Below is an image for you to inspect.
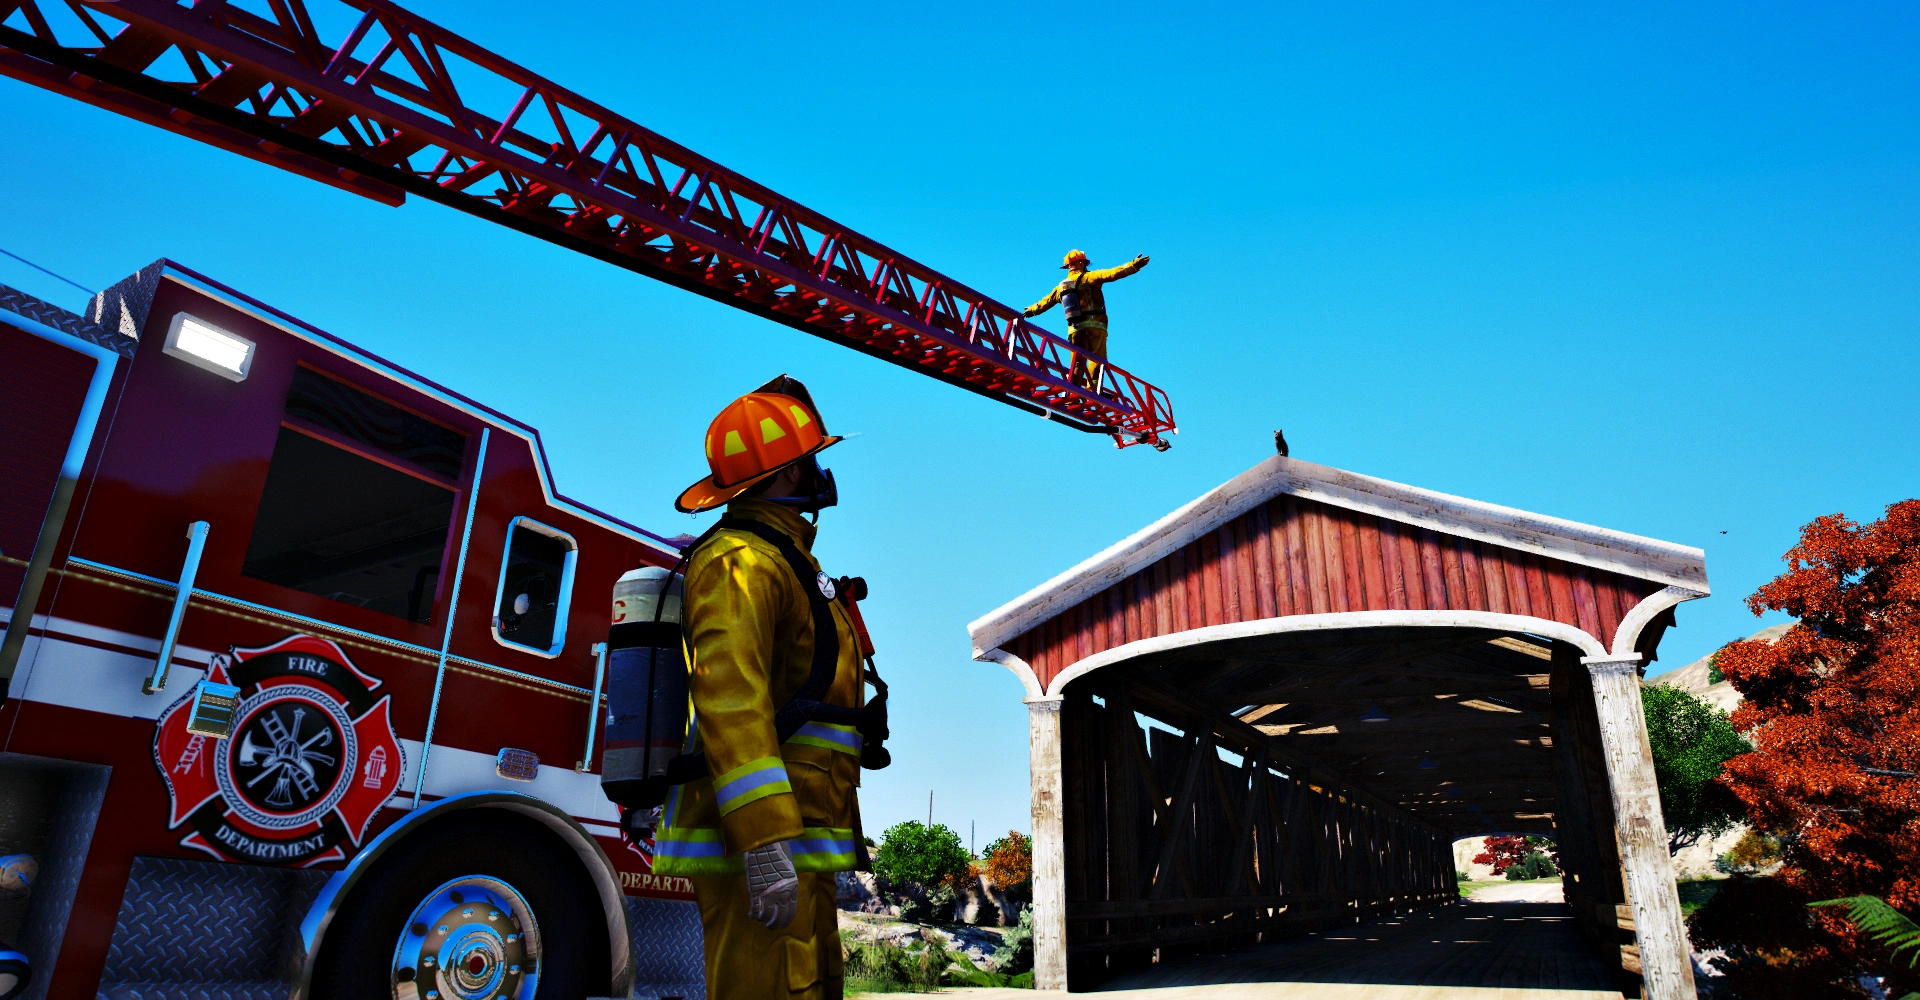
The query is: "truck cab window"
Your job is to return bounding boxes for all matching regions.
[242,368,467,623]
[492,518,577,656]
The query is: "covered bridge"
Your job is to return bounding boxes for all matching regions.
[967,455,1709,999]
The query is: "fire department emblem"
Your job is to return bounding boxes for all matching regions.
[153,635,405,866]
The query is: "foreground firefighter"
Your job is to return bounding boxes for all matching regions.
[629,376,881,1000]
[1024,249,1150,390]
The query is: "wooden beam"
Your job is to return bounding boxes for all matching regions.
[1223,680,1551,705]
[1026,699,1067,991]
[1147,729,1209,901]
[1588,654,1696,999]
[1220,744,1270,896]
[1104,683,1140,908]
[1231,673,1550,704]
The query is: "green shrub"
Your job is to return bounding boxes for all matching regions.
[973,892,1001,926]
[1504,851,1560,880]
[843,939,976,992]
[845,941,915,983]
[873,822,972,888]
[995,907,1036,975]
[1642,684,1749,853]
[926,882,958,924]
[894,891,931,924]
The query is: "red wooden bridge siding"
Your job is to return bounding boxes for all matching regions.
[1009,494,1650,691]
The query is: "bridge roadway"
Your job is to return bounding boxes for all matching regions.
[947,897,1623,1000]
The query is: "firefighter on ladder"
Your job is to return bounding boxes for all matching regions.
[659,376,868,1000]
[1024,248,1150,391]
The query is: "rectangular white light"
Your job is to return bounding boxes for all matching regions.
[164,312,255,381]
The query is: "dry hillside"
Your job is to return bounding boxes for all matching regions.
[1643,622,1791,712]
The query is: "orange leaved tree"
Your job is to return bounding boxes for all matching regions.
[1690,501,1920,999]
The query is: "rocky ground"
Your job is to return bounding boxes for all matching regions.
[837,911,1010,970]
[835,870,1021,973]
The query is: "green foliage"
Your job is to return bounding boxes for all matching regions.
[926,882,958,925]
[843,941,922,993]
[894,893,931,924]
[972,891,1001,927]
[1714,828,1785,875]
[1811,896,1920,970]
[994,906,1036,976]
[1677,879,1725,919]
[873,821,973,889]
[844,933,1035,993]
[1504,851,1559,880]
[1641,684,1750,852]
[843,940,964,992]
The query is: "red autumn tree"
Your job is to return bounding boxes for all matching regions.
[1471,835,1560,876]
[1472,835,1533,875]
[1690,501,1920,999]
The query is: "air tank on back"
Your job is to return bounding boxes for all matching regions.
[600,566,687,811]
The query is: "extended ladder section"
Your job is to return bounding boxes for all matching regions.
[0,0,1176,449]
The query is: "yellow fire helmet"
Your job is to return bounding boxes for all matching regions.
[1060,249,1089,270]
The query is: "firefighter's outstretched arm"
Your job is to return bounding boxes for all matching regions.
[1087,255,1150,285]
[1023,284,1063,319]
[683,540,804,854]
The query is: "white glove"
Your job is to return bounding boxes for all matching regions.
[744,839,799,930]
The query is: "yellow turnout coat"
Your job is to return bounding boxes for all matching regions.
[652,499,865,876]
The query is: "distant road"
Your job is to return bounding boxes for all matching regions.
[1468,879,1566,903]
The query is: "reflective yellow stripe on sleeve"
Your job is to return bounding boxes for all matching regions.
[788,721,862,755]
[651,825,856,877]
[712,755,792,816]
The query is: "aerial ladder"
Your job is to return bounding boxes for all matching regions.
[0,0,1176,449]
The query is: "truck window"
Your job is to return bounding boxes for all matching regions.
[492,517,577,655]
[242,367,467,623]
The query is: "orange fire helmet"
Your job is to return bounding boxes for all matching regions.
[1060,249,1089,270]
[675,380,843,513]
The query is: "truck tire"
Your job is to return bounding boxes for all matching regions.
[312,810,610,1000]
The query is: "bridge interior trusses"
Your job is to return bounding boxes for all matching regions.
[1054,624,1616,986]
[1177,626,1563,838]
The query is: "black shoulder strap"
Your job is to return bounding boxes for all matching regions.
[713,516,846,732]
[662,515,853,784]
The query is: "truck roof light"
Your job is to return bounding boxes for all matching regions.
[164,312,254,381]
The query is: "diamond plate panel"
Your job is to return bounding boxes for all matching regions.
[625,896,705,1000]
[0,753,110,1000]
[98,855,328,995]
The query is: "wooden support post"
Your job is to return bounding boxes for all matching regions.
[1585,653,1697,1000]
[1027,695,1070,991]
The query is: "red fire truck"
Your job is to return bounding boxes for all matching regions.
[0,260,705,999]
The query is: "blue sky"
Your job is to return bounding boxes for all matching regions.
[3,1,1916,842]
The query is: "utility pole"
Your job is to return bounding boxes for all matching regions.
[928,790,933,828]
[971,820,976,857]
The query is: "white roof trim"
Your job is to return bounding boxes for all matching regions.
[1042,609,1611,697]
[967,455,1709,657]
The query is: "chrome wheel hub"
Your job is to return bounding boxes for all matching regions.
[392,876,541,1000]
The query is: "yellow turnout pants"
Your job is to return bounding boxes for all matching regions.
[1068,321,1108,389]
[693,872,844,1000]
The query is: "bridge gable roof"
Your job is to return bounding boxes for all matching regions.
[968,456,1708,686]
